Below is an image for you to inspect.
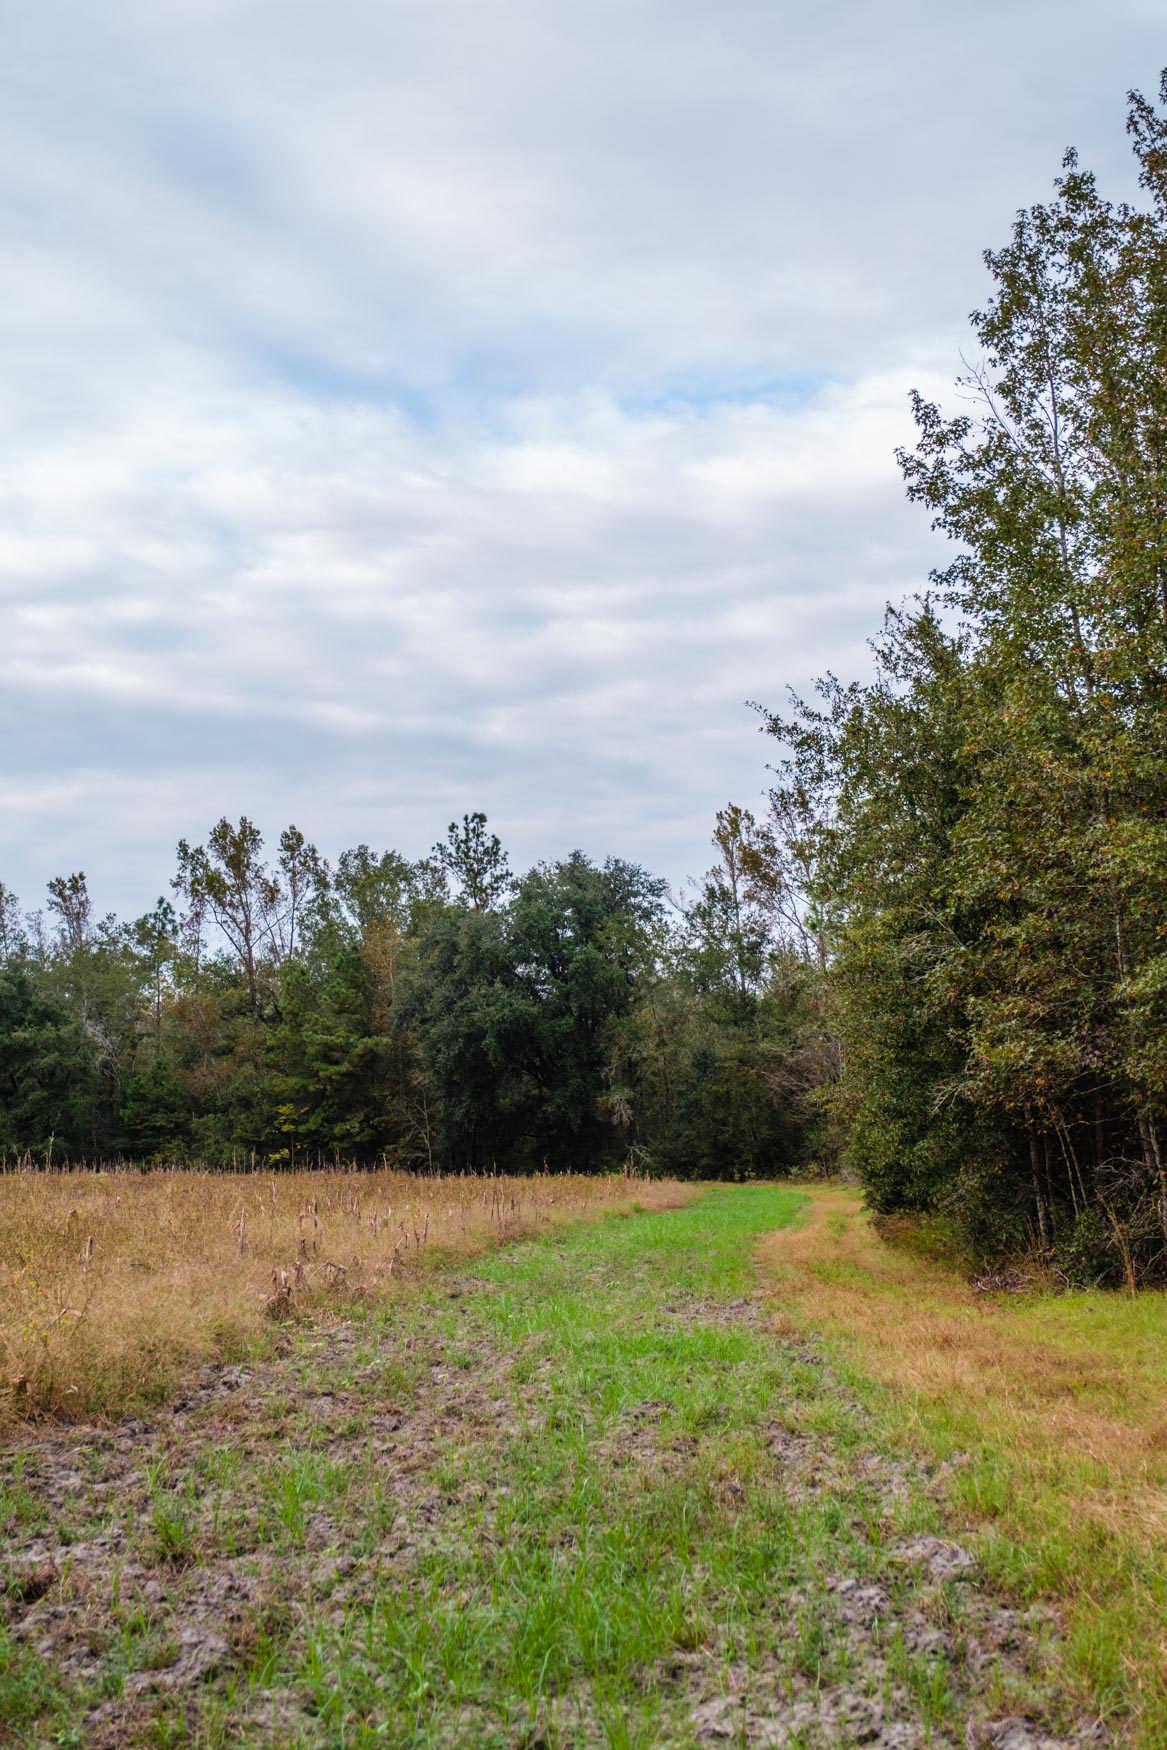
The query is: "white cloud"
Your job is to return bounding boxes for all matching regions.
[1,365,937,906]
[0,0,1163,912]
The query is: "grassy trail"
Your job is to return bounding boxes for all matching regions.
[2,1187,1086,1747]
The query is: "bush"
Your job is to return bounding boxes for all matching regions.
[1051,1206,1124,1289]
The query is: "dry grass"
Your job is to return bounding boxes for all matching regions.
[758,1184,1167,1539]
[760,1185,1167,1742]
[0,1168,692,1426]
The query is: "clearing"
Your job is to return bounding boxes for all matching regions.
[0,1186,1119,1747]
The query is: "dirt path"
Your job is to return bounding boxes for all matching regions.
[0,1188,1109,1748]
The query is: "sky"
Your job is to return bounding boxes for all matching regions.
[2,0,1164,920]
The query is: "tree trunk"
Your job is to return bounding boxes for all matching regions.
[1137,1109,1167,1243]
[1027,1116,1052,1251]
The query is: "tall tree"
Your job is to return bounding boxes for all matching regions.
[273,827,329,963]
[0,966,100,1161]
[171,818,324,1014]
[46,872,92,951]
[435,813,512,911]
[0,883,25,966]
[129,899,178,1059]
[761,78,1167,1274]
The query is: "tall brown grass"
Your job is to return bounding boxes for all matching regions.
[0,1168,690,1425]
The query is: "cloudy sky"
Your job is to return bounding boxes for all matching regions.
[2,0,1163,918]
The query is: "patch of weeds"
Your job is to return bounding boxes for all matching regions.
[376,1352,425,1396]
[0,1624,73,1740]
[149,1700,189,1746]
[227,1598,297,1689]
[189,1444,242,1490]
[151,1495,198,1566]
[141,1635,181,1673]
[2,1560,56,1606]
[328,1411,370,1441]
[0,1461,51,1537]
[262,1392,296,1420]
[883,1625,957,1733]
[266,1451,328,1548]
[0,1187,1089,1749]
[276,1190,958,1742]
[790,1600,832,1683]
[94,1661,127,1702]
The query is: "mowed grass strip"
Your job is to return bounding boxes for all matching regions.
[3,1186,1073,1748]
[761,1185,1167,1748]
[289,1187,831,1747]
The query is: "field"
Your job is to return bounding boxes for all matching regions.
[0,1176,1164,1747]
[0,1170,692,1425]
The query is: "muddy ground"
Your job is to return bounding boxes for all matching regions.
[1,1273,1109,1747]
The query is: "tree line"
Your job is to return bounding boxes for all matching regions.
[0,809,829,1179]
[7,75,1167,1287]
[763,77,1167,1285]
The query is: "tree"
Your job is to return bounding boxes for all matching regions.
[0,883,25,966]
[172,818,324,1014]
[434,813,512,911]
[507,854,666,1168]
[0,965,101,1160]
[269,942,420,1164]
[684,806,778,1012]
[129,899,178,1059]
[397,904,527,1171]
[174,818,274,1014]
[400,852,666,1172]
[759,77,1167,1276]
[47,872,92,951]
[331,845,418,939]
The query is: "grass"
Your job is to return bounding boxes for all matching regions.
[760,1183,1167,1747]
[0,1168,690,1425]
[0,1185,1052,1748]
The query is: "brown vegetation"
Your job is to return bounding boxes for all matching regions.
[761,1185,1167,1738]
[0,1168,691,1425]
[759,1186,1167,1539]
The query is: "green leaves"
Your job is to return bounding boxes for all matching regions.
[762,76,1167,1274]
[400,853,668,1172]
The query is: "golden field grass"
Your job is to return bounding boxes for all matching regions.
[761,1185,1167,1745]
[0,1168,691,1426]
